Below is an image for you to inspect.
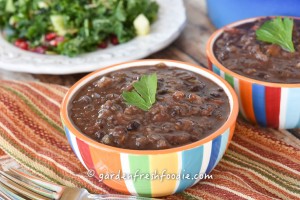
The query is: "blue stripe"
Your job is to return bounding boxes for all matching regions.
[285,88,300,128]
[64,126,76,154]
[205,135,221,174]
[252,84,267,126]
[214,129,229,167]
[176,146,203,192]
[212,64,221,76]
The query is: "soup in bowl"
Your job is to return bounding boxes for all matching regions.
[207,16,300,129]
[60,59,238,197]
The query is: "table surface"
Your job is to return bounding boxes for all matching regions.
[1,0,300,148]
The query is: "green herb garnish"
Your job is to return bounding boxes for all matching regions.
[122,73,157,111]
[256,17,295,52]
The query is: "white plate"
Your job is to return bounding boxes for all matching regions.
[0,0,186,75]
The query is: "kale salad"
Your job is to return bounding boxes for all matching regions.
[0,0,159,57]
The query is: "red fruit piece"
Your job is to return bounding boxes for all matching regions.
[98,40,108,49]
[49,40,58,46]
[49,36,64,46]
[110,35,119,45]
[45,32,57,41]
[32,46,47,54]
[55,36,64,43]
[15,39,28,50]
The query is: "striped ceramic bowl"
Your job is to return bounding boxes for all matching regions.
[207,17,300,129]
[60,60,238,197]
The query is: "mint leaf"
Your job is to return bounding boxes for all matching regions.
[256,17,295,52]
[122,73,157,111]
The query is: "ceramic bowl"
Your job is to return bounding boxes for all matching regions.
[60,59,238,197]
[207,0,300,28]
[207,17,300,129]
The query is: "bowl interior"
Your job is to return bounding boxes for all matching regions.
[61,59,238,154]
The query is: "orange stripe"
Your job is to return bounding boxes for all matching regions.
[226,124,235,150]
[239,80,256,124]
[88,146,129,194]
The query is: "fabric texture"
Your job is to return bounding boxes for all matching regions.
[0,80,299,200]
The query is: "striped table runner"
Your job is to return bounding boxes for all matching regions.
[0,80,299,200]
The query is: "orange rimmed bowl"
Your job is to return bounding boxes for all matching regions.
[207,17,300,129]
[60,59,238,197]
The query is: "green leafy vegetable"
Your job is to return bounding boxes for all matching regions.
[0,0,159,57]
[122,73,157,111]
[256,17,295,52]
[5,0,15,13]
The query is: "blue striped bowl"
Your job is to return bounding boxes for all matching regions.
[61,60,239,197]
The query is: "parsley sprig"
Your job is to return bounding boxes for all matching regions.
[122,73,158,111]
[256,17,295,52]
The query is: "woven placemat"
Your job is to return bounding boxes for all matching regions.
[0,80,299,199]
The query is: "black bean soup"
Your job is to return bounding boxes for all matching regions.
[214,18,300,83]
[70,64,230,150]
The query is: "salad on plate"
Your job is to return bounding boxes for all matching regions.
[0,0,159,57]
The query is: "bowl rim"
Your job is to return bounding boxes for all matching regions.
[206,16,300,88]
[60,59,239,154]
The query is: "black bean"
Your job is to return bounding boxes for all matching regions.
[147,134,162,141]
[135,136,149,148]
[94,131,103,140]
[127,121,140,131]
[173,91,185,101]
[95,77,112,88]
[109,129,127,145]
[188,85,202,92]
[161,123,174,133]
[170,106,180,117]
[182,76,197,83]
[210,91,221,98]
[164,132,191,145]
[84,126,98,135]
[101,135,111,144]
[158,89,168,95]
[77,95,92,105]
[83,104,94,112]
[257,72,270,80]
[156,138,170,149]
[72,112,83,118]
[111,104,123,112]
[91,93,101,99]
[87,86,94,92]
[106,94,119,99]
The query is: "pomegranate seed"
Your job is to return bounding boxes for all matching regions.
[49,36,64,47]
[32,46,47,54]
[55,36,64,43]
[45,32,57,41]
[15,39,28,50]
[98,40,108,49]
[110,35,119,45]
[49,40,58,46]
